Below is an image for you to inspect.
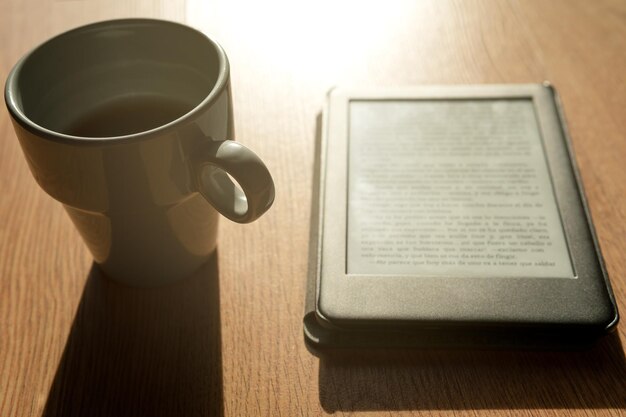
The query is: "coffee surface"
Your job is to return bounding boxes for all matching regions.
[63,95,193,137]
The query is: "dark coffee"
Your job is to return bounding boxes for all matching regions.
[64,95,193,137]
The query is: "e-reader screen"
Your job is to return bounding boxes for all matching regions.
[347,99,575,278]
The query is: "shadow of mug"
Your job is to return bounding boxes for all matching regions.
[42,253,223,417]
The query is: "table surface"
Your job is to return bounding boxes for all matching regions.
[1,1,625,416]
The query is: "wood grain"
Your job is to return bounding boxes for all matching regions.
[1,0,625,416]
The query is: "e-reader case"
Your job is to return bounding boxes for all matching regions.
[304,84,619,349]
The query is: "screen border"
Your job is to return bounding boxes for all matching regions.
[316,84,617,330]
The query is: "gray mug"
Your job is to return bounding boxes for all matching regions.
[5,19,275,286]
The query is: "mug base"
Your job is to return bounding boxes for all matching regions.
[94,249,217,287]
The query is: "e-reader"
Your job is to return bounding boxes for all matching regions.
[304,84,618,349]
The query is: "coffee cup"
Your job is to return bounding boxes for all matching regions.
[4,19,275,286]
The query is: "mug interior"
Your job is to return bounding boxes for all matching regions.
[7,19,222,138]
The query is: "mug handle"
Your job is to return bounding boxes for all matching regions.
[193,140,275,223]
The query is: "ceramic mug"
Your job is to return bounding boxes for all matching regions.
[4,19,275,286]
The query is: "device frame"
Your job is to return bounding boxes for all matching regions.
[314,84,618,337]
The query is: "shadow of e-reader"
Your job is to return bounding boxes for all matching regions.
[304,84,618,349]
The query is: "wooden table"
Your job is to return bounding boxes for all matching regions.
[2,1,625,416]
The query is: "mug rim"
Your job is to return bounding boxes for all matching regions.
[4,18,230,145]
